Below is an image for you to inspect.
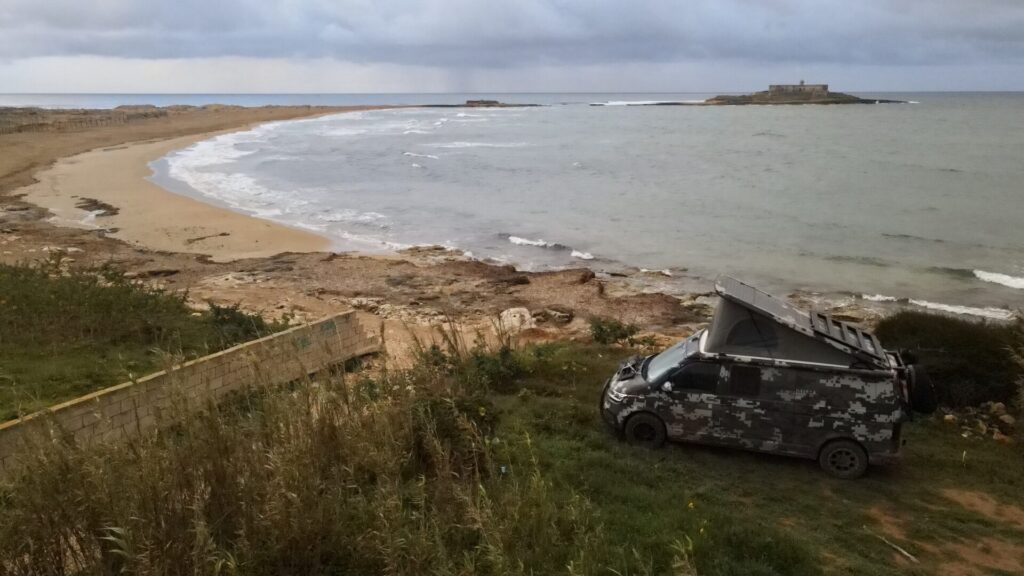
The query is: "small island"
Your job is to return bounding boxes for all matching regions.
[706,81,907,105]
[589,83,908,106]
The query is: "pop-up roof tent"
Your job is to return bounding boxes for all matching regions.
[706,277,888,369]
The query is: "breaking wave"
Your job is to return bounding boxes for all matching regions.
[505,235,569,250]
[403,152,440,160]
[908,300,1014,321]
[571,250,595,260]
[860,293,1014,320]
[974,270,1024,289]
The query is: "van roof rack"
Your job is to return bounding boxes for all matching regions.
[714,276,887,367]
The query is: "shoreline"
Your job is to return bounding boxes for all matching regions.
[2,105,1017,328]
[20,124,335,261]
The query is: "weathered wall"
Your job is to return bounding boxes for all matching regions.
[0,311,380,476]
[768,84,829,96]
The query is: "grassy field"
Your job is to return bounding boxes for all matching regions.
[2,337,1021,575]
[500,343,1024,575]
[0,259,285,420]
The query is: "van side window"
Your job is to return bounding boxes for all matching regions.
[669,363,720,393]
[726,365,761,396]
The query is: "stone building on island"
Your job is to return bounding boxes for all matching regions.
[767,80,829,99]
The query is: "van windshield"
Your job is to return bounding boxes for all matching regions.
[644,332,700,382]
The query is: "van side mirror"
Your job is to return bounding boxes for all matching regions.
[661,382,673,393]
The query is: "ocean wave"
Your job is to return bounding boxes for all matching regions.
[640,268,674,277]
[929,266,976,279]
[908,299,1015,321]
[316,209,388,227]
[824,254,892,268]
[861,294,901,302]
[430,141,528,149]
[974,270,1024,289]
[571,250,595,260]
[403,151,440,160]
[882,232,947,244]
[403,129,430,135]
[507,235,564,249]
[862,293,1014,320]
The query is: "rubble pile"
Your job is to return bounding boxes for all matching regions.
[940,401,1017,444]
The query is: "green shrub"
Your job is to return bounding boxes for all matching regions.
[589,317,639,345]
[875,311,1023,408]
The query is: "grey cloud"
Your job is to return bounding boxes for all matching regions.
[2,0,1024,68]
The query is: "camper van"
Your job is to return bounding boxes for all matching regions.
[600,277,935,478]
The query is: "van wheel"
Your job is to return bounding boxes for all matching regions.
[624,413,666,449]
[819,440,868,479]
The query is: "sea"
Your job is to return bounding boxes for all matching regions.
[4,92,1023,318]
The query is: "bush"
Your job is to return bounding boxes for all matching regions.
[589,317,639,345]
[875,311,1023,408]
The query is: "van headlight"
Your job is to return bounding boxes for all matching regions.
[607,389,628,403]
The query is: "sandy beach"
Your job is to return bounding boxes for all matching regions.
[21,130,331,261]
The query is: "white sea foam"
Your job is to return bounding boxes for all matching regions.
[861,294,899,302]
[403,152,440,160]
[908,299,1014,321]
[974,270,1024,289]
[411,163,422,168]
[403,129,430,135]
[640,268,673,277]
[508,236,554,248]
[317,209,388,226]
[430,141,528,149]
[571,250,595,260]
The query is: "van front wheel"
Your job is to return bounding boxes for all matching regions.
[624,413,666,449]
[819,440,868,479]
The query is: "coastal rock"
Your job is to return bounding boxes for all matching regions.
[349,297,384,312]
[943,414,958,425]
[990,402,1007,416]
[998,414,1016,430]
[499,308,536,332]
[532,307,574,325]
[992,430,1014,444]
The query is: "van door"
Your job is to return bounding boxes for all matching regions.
[713,363,776,450]
[660,361,722,442]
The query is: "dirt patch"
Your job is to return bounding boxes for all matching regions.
[941,488,1024,530]
[938,537,1024,576]
[867,506,906,540]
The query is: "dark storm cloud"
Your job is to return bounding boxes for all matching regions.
[3,0,1024,67]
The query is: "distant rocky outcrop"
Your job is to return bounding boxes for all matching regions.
[705,83,906,105]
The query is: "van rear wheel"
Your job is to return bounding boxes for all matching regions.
[624,413,666,449]
[819,440,868,479]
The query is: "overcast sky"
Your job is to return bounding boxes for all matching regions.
[2,0,1023,93]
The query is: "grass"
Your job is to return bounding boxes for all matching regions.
[2,334,1021,575]
[0,259,286,420]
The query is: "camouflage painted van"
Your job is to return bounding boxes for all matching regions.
[600,277,936,478]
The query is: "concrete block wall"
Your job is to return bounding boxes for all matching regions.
[0,311,381,476]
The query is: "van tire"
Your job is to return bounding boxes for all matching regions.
[819,440,868,479]
[624,413,666,449]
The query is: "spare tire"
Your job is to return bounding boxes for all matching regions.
[907,365,938,415]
